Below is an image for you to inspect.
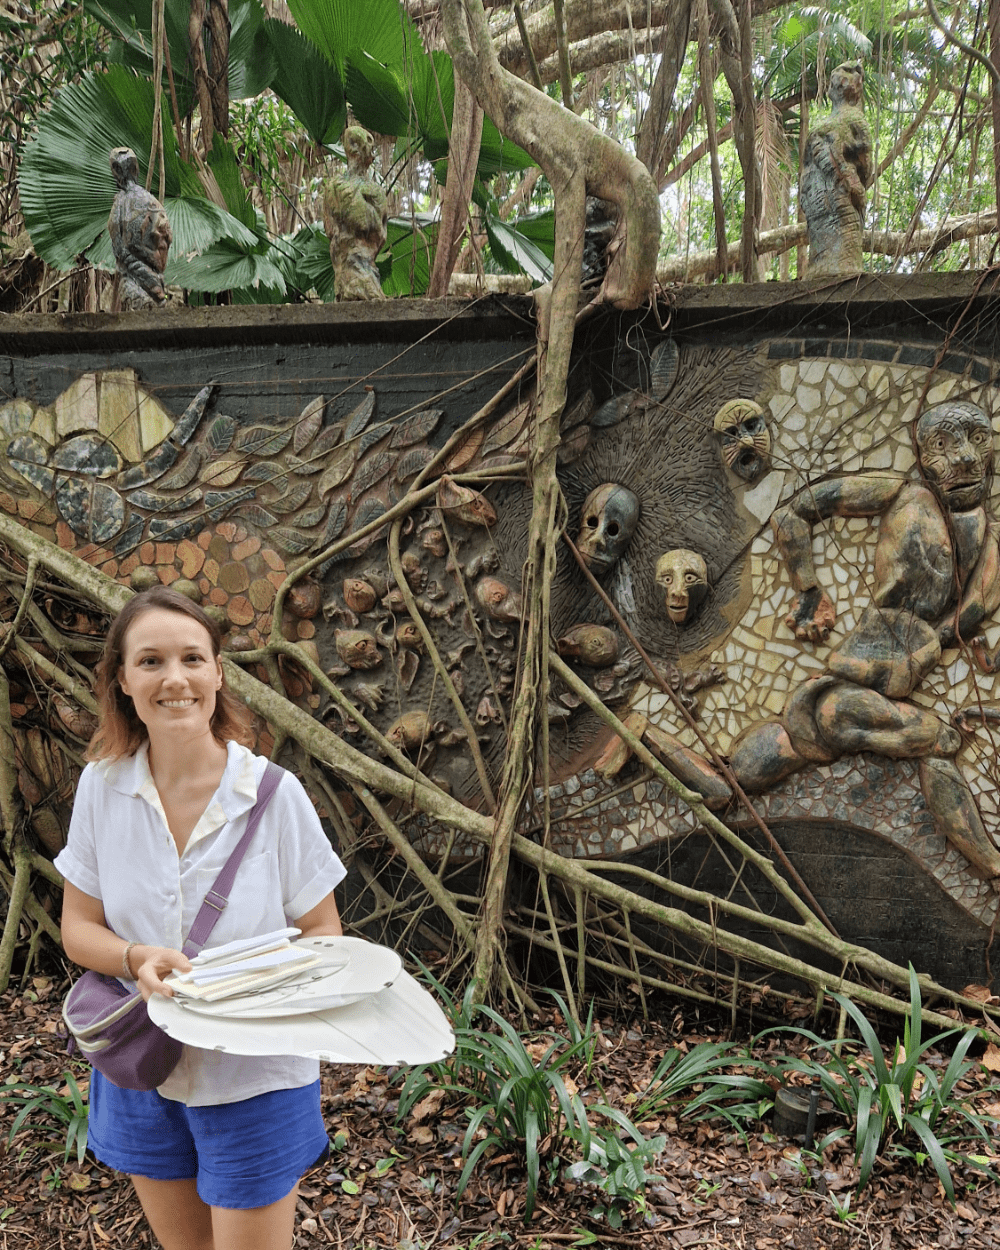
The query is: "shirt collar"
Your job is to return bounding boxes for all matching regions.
[97,741,260,853]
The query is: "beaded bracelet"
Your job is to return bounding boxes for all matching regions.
[122,941,140,980]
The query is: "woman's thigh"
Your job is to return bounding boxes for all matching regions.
[130,1176,213,1250]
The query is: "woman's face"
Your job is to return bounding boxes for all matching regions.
[118,607,222,745]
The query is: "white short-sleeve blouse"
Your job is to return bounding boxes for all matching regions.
[55,740,347,1107]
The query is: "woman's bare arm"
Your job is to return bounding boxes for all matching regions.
[295,890,344,939]
[61,881,191,1001]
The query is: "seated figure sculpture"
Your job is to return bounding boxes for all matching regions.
[632,399,1000,883]
[322,125,388,301]
[800,62,872,277]
[107,147,172,310]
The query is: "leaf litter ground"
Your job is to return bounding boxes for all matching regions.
[2,976,1000,1250]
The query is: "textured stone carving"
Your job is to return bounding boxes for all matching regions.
[716,400,1000,881]
[556,624,620,667]
[654,549,709,625]
[108,147,172,310]
[322,125,388,302]
[713,399,771,481]
[800,63,872,277]
[576,483,640,575]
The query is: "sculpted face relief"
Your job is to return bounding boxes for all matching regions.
[915,401,994,511]
[713,399,772,482]
[576,483,640,575]
[655,549,709,625]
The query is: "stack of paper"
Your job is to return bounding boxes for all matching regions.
[167,928,322,1002]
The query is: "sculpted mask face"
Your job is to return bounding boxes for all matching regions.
[655,549,709,625]
[829,62,863,108]
[714,400,771,482]
[916,401,994,512]
[577,483,640,575]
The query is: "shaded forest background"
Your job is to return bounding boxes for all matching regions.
[1,0,998,311]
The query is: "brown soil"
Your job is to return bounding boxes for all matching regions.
[2,975,999,1249]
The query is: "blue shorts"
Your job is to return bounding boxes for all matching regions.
[87,1071,329,1209]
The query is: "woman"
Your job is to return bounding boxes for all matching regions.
[57,585,346,1250]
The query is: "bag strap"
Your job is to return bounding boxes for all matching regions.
[182,761,283,957]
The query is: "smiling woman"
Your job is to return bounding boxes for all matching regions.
[55,586,347,1250]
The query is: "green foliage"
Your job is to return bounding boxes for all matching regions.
[84,0,275,107]
[18,68,257,270]
[769,967,1000,1200]
[264,20,346,147]
[379,217,439,297]
[3,1071,89,1165]
[397,988,598,1220]
[564,1108,666,1216]
[628,1040,774,1136]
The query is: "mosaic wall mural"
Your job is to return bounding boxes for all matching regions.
[3,310,999,980]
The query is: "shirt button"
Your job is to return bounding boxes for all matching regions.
[169,894,177,904]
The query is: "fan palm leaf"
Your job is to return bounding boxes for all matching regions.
[19,67,258,272]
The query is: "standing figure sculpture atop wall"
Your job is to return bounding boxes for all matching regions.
[108,147,172,310]
[800,63,872,278]
[322,125,388,302]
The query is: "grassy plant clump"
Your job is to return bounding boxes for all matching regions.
[627,1040,774,1135]
[397,983,603,1219]
[767,966,1000,1199]
[3,1070,88,1165]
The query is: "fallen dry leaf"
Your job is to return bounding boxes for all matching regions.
[982,1043,1000,1072]
[410,1088,446,1123]
[961,984,998,1004]
[408,1125,435,1146]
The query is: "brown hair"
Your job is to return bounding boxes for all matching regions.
[87,586,256,762]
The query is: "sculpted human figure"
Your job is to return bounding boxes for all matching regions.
[800,63,872,277]
[612,400,1000,882]
[107,147,172,310]
[322,125,388,301]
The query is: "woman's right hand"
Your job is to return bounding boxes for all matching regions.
[132,946,193,1001]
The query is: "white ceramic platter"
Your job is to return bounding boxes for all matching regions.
[148,966,455,1065]
[171,937,401,1018]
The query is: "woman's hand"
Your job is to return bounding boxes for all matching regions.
[132,946,193,1001]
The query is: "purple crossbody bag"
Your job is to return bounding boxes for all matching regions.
[62,762,283,1091]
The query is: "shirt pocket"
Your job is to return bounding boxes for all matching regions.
[195,851,282,946]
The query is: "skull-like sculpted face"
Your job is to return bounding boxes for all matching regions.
[916,401,994,512]
[714,399,771,482]
[655,549,709,625]
[577,484,640,575]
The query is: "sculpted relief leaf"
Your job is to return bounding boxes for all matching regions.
[344,392,376,441]
[294,396,326,453]
[397,447,434,481]
[269,526,314,554]
[233,425,293,456]
[244,462,286,483]
[207,416,236,454]
[351,450,394,497]
[200,457,245,488]
[285,453,324,475]
[156,446,205,490]
[445,425,483,471]
[390,408,442,448]
[233,503,278,528]
[482,400,530,455]
[314,499,347,548]
[294,503,328,528]
[311,422,344,456]
[318,446,356,496]
[270,482,313,515]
